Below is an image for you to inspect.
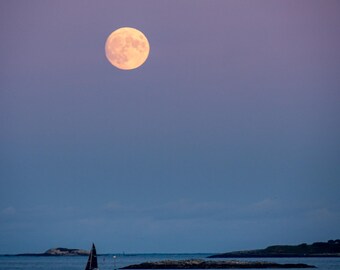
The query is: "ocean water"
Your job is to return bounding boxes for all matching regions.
[0,253,339,270]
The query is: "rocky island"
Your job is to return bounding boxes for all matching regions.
[17,247,89,256]
[209,239,340,258]
[121,259,315,269]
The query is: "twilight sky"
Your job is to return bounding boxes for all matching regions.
[1,0,340,254]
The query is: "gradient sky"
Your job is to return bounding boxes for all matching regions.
[1,0,340,254]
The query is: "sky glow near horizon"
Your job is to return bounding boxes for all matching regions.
[0,0,340,254]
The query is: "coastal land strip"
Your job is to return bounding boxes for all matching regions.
[121,259,316,269]
[11,248,89,256]
[209,239,340,258]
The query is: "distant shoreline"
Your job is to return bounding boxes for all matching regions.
[1,247,89,257]
[0,252,213,257]
[0,254,89,257]
[2,240,340,258]
[209,240,340,258]
[2,253,340,258]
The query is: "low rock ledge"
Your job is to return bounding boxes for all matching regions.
[121,259,316,269]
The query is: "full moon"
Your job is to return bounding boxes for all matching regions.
[105,27,150,70]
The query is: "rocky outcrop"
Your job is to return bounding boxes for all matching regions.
[121,259,315,269]
[44,247,89,256]
[209,239,340,258]
[17,247,89,256]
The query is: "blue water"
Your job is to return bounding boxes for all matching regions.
[0,254,339,270]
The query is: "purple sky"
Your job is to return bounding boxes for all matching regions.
[1,0,340,254]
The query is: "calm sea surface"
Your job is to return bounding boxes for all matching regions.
[0,253,339,270]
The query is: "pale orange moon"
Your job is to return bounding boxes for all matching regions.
[105,27,150,70]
